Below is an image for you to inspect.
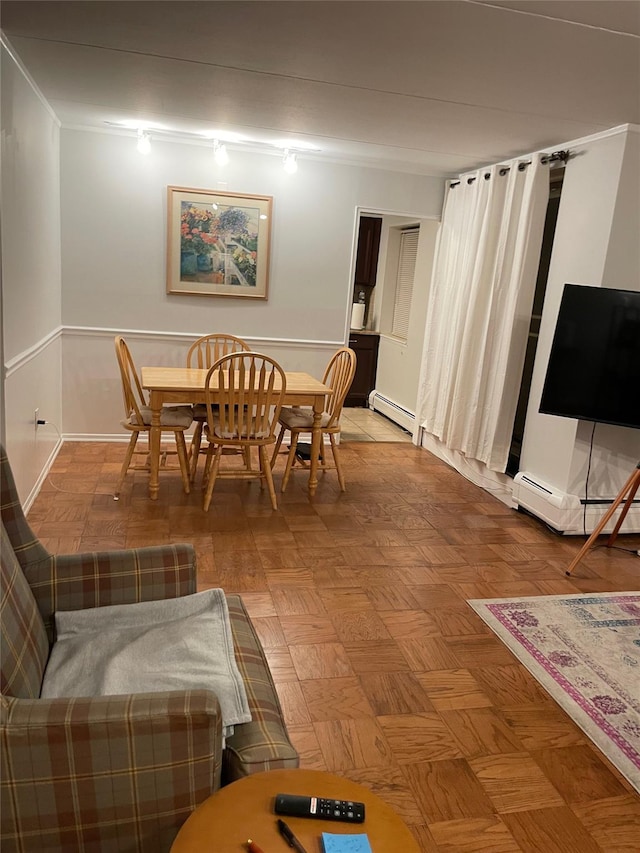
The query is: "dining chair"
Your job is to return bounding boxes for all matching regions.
[201,353,286,512]
[271,347,356,492]
[187,333,251,482]
[114,335,193,498]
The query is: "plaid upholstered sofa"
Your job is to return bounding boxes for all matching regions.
[0,445,298,852]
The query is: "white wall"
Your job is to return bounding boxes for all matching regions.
[520,125,640,529]
[1,40,62,502]
[373,215,440,419]
[602,128,640,299]
[57,130,445,437]
[61,131,444,338]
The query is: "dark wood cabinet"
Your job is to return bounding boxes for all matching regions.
[352,216,382,330]
[346,332,380,407]
[354,217,382,290]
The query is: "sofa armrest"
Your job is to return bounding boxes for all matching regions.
[24,544,196,639]
[223,594,299,783]
[0,689,221,851]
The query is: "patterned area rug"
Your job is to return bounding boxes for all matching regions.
[468,592,640,792]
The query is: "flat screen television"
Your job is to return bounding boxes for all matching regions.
[539,284,640,430]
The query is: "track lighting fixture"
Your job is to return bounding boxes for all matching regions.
[136,128,151,155]
[213,139,229,166]
[283,149,298,174]
[113,122,319,168]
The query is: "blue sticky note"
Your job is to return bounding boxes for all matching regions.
[321,832,373,853]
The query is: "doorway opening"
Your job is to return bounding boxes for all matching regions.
[347,209,439,430]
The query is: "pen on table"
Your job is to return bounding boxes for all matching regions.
[247,839,266,853]
[277,818,308,853]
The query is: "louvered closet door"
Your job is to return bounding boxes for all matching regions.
[392,228,419,340]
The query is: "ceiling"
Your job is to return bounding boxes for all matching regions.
[2,0,639,177]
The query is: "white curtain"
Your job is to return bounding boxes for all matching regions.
[415,157,549,472]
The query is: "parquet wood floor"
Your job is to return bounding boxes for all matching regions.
[28,440,640,852]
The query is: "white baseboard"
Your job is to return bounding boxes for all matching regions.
[368,391,415,433]
[24,439,63,513]
[512,471,640,534]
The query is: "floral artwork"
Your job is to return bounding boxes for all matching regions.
[167,186,271,298]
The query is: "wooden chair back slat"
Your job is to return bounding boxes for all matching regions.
[204,353,286,442]
[272,346,357,494]
[185,333,252,482]
[114,335,147,426]
[113,335,192,498]
[187,333,250,368]
[323,347,357,427]
[201,352,287,511]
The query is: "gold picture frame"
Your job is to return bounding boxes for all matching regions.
[167,186,272,298]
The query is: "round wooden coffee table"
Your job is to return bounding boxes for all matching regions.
[171,768,419,852]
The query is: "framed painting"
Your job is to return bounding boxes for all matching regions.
[167,186,272,298]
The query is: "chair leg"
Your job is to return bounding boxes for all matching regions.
[330,434,346,491]
[243,446,252,471]
[189,422,203,482]
[175,431,191,494]
[280,429,299,492]
[202,441,213,487]
[260,445,278,510]
[114,432,139,498]
[203,446,223,511]
[271,425,286,467]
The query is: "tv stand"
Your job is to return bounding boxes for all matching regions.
[566,461,640,576]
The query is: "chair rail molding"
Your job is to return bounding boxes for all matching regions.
[62,326,343,352]
[5,326,63,377]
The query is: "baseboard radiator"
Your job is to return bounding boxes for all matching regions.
[512,472,640,535]
[368,391,415,433]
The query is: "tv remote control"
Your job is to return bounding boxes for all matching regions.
[274,793,365,823]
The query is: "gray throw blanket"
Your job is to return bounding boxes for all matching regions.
[41,588,251,738]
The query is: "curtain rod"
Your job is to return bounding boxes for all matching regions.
[449,149,570,188]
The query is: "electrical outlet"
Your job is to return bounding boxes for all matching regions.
[34,408,39,432]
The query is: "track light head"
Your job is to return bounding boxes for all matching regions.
[136,128,151,155]
[283,149,298,174]
[213,139,229,166]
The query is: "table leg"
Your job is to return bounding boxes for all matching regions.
[148,391,161,500]
[308,398,323,496]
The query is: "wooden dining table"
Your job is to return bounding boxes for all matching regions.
[141,366,332,500]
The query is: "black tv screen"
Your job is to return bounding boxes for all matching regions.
[539,284,640,430]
